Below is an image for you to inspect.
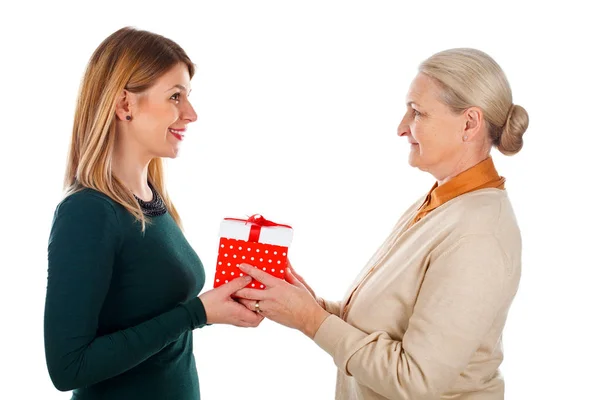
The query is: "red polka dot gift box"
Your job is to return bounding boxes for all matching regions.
[213,214,293,290]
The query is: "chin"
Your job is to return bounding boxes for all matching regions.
[408,153,419,168]
[167,149,180,159]
[409,158,431,174]
[154,147,180,159]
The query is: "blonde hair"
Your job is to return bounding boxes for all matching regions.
[64,27,195,230]
[419,48,529,155]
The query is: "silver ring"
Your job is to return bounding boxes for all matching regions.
[254,301,261,313]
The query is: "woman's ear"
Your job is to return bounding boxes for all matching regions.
[115,89,134,121]
[462,106,485,141]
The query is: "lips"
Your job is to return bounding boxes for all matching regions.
[168,128,185,141]
[407,136,418,145]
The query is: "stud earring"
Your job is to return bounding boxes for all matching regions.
[462,135,468,141]
[126,115,132,121]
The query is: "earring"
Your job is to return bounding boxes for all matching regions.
[126,115,132,121]
[462,135,468,141]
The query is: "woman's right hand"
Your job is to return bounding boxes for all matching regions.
[286,261,325,309]
[199,276,264,327]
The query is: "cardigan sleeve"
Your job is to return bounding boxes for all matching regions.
[313,234,515,399]
[322,299,342,316]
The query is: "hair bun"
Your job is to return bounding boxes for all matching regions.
[498,104,529,156]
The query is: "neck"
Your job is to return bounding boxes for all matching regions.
[434,149,490,186]
[112,139,153,201]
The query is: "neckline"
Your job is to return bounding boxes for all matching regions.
[133,186,156,204]
[133,184,167,217]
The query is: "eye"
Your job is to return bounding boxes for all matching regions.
[170,92,181,103]
[412,108,421,117]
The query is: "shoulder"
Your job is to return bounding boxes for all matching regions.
[48,189,125,257]
[444,189,518,235]
[54,188,121,225]
[436,189,521,269]
[49,188,125,249]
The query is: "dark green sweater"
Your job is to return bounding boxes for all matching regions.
[44,189,207,399]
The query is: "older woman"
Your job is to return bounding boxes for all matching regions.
[235,48,528,399]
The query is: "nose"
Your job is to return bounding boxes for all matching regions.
[397,113,410,137]
[181,99,198,123]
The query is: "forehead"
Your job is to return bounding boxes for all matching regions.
[153,63,191,91]
[406,73,441,105]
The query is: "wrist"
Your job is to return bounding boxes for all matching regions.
[302,306,330,339]
[197,295,212,325]
[316,296,325,309]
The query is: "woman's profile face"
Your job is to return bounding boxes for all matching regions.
[397,73,466,175]
[126,63,198,159]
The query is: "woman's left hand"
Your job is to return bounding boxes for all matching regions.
[234,263,330,339]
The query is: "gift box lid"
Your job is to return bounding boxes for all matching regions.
[219,215,293,247]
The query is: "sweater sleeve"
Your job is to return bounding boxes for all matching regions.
[322,299,342,316]
[313,234,515,400]
[44,193,207,392]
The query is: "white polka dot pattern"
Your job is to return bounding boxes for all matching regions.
[213,237,290,290]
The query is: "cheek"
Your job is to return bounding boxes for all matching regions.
[155,103,179,125]
[144,104,178,134]
[412,123,431,149]
[412,123,442,158]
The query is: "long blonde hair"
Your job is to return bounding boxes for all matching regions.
[419,48,529,155]
[64,27,195,230]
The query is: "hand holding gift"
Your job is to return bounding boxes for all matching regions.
[234,263,330,339]
[287,260,326,309]
[216,214,329,337]
[198,277,264,327]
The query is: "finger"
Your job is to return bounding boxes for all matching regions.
[220,275,253,295]
[238,300,267,324]
[285,264,314,296]
[239,310,265,326]
[250,315,265,327]
[238,263,281,287]
[234,288,269,301]
[287,259,302,279]
[284,267,303,288]
[234,303,265,322]
[238,317,264,328]
[246,299,271,318]
[237,298,258,311]
[287,261,307,285]
[241,311,265,326]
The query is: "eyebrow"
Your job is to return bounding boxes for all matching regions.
[406,101,420,107]
[166,84,191,94]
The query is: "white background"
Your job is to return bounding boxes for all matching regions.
[1,1,598,399]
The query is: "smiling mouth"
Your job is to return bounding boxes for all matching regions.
[168,128,185,141]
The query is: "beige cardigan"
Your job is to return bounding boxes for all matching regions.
[314,188,521,399]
